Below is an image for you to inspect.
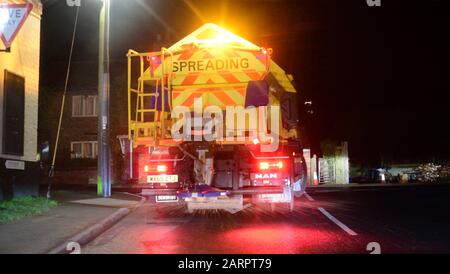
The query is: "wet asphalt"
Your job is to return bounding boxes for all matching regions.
[82,184,450,254]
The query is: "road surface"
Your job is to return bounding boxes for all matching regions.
[82,184,450,254]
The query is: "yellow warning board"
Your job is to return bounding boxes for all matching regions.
[146,24,270,85]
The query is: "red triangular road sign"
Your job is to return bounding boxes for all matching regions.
[0,3,33,48]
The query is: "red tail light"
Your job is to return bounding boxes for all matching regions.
[277,161,283,169]
[144,164,168,173]
[157,164,168,173]
[259,161,284,170]
[260,162,270,170]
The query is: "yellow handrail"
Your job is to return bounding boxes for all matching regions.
[127,48,174,146]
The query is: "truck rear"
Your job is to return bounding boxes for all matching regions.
[124,23,307,211]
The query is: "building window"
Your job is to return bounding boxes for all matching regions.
[71,141,98,159]
[3,70,25,156]
[85,96,96,116]
[72,95,97,117]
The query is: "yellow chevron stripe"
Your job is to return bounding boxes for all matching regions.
[225,89,245,105]
[206,92,225,108]
[172,84,248,110]
[172,90,192,106]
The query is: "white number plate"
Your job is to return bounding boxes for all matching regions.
[147,175,178,183]
[258,193,285,202]
[156,195,179,203]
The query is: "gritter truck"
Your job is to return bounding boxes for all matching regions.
[122,23,307,212]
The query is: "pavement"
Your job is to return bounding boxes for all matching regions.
[0,190,141,254]
[80,184,450,254]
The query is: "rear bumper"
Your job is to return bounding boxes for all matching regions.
[140,186,284,197]
[141,188,179,196]
[230,186,285,195]
[139,182,180,189]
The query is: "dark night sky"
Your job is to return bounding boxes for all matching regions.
[40,0,450,163]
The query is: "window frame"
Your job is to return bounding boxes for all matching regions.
[70,141,98,159]
[72,95,98,118]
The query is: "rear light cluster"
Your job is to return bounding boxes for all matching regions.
[157,165,167,173]
[144,164,168,173]
[259,161,284,170]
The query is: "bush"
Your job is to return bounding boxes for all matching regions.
[0,197,58,224]
[415,163,441,183]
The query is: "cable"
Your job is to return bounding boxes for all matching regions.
[47,6,80,199]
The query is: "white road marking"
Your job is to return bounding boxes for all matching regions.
[304,192,315,202]
[318,207,358,236]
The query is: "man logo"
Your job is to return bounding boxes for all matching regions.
[367,0,381,7]
[66,0,81,7]
[255,174,278,179]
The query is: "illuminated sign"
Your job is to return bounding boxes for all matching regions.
[173,58,250,73]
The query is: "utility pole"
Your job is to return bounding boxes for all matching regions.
[98,0,111,197]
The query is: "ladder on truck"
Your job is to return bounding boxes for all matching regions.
[127,48,177,147]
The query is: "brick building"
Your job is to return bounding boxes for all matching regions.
[50,87,99,184]
[45,60,128,185]
[44,32,172,185]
